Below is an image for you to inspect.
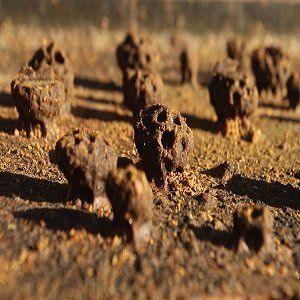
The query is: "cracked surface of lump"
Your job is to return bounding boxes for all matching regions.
[209,58,258,138]
[55,128,118,209]
[123,68,166,117]
[227,37,251,75]
[287,70,300,110]
[233,204,274,254]
[133,103,194,188]
[28,41,74,114]
[251,46,291,97]
[116,31,160,81]
[10,65,65,139]
[106,165,153,250]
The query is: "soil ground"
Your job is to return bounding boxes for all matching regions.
[0,23,299,299]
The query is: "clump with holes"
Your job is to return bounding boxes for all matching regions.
[28,41,74,114]
[55,127,118,210]
[133,103,194,188]
[209,58,260,142]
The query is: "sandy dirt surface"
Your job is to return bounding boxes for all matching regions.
[0,23,299,299]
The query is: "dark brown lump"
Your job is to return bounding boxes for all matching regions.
[209,58,259,140]
[251,46,291,97]
[286,70,300,110]
[55,128,118,210]
[123,68,166,118]
[10,65,65,139]
[133,103,194,189]
[28,41,74,114]
[227,37,251,75]
[116,31,160,74]
[209,58,258,121]
[233,204,274,254]
[106,165,153,250]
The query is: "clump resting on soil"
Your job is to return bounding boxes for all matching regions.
[209,58,259,141]
[251,46,291,98]
[28,41,74,114]
[106,165,153,250]
[123,68,166,117]
[10,65,65,139]
[55,127,118,210]
[233,204,274,254]
[286,70,300,110]
[134,103,194,188]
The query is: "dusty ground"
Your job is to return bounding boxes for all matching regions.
[0,23,299,299]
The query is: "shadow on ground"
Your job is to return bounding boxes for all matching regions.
[0,171,68,203]
[182,113,218,133]
[0,92,14,107]
[0,117,17,134]
[225,175,300,210]
[190,224,232,249]
[72,105,132,123]
[75,76,122,92]
[14,208,117,236]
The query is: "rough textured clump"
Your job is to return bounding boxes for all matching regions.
[209,58,258,121]
[133,103,194,188]
[106,165,153,250]
[28,41,74,113]
[251,46,291,97]
[180,47,198,86]
[233,204,274,254]
[123,68,166,117]
[286,70,300,110]
[227,37,251,75]
[209,58,258,140]
[116,31,160,74]
[10,65,65,139]
[55,128,118,209]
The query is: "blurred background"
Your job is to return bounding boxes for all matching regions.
[0,0,299,34]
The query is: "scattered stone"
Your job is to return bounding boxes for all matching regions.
[28,41,74,113]
[209,58,259,140]
[55,128,118,209]
[227,37,251,75]
[251,46,291,97]
[286,70,300,110]
[106,165,153,250]
[233,204,274,254]
[197,192,218,209]
[133,103,194,188]
[123,68,166,117]
[10,65,65,139]
[209,161,240,181]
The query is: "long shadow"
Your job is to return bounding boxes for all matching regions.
[258,102,289,110]
[72,105,132,123]
[0,116,17,134]
[0,92,14,107]
[0,171,68,203]
[260,114,300,123]
[225,175,300,210]
[75,76,122,92]
[182,113,218,133]
[77,95,117,105]
[14,208,117,237]
[189,224,232,249]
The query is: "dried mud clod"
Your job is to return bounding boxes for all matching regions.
[227,37,251,75]
[180,47,198,86]
[28,41,74,114]
[123,68,166,117]
[133,103,194,189]
[233,204,274,254]
[55,128,118,209]
[286,70,300,110]
[10,65,65,139]
[106,165,153,250]
[251,46,291,97]
[116,32,160,74]
[210,161,240,182]
[209,58,259,141]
